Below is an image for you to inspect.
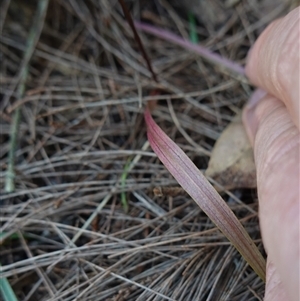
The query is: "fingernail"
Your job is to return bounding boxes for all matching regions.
[243,89,267,145]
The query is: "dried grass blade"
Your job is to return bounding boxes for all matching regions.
[144,108,266,281]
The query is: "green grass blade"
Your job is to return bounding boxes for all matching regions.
[188,13,198,44]
[0,264,18,301]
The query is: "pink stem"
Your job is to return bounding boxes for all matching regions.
[134,21,245,76]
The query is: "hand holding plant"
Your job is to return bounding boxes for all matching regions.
[123,2,299,298]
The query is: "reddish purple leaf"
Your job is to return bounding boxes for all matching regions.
[145,108,266,281]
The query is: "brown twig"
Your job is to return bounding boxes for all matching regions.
[118,0,158,82]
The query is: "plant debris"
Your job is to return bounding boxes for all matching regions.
[206,113,257,190]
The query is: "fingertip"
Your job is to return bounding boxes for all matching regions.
[249,97,300,301]
[245,18,282,85]
[264,260,290,301]
[244,8,300,129]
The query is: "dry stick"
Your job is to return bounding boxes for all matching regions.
[5,0,49,193]
[167,98,211,156]
[70,140,150,246]
[80,260,176,301]
[39,23,85,86]
[0,0,11,33]
[5,106,21,192]
[37,142,160,298]
[206,246,235,301]
[67,0,152,80]
[134,21,247,82]
[42,141,151,274]
[1,1,49,110]
[118,0,158,82]
[70,251,143,301]
[17,230,57,298]
[7,81,235,115]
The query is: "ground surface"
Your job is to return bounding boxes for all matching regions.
[0,0,297,300]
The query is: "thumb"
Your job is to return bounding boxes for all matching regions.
[243,90,300,301]
[242,8,300,300]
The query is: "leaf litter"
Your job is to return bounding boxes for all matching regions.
[0,0,296,300]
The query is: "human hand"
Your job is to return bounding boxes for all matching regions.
[242,7,300,301]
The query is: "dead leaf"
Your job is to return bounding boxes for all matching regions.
[205,113,256,190]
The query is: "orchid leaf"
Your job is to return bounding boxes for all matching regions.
[144,108,266,281]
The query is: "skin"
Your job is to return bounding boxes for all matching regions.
[242,7,300,301]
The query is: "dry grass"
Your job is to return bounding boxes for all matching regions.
[0,0,295,300]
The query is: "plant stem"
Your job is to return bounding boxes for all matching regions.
[134,21,246,78]
[4,0,49,192]
[119,0,158,82]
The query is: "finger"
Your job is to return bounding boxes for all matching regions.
[243,93,300,301]
[245,7,300,129]
[264,260,290,301]
[242,89,267,145]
